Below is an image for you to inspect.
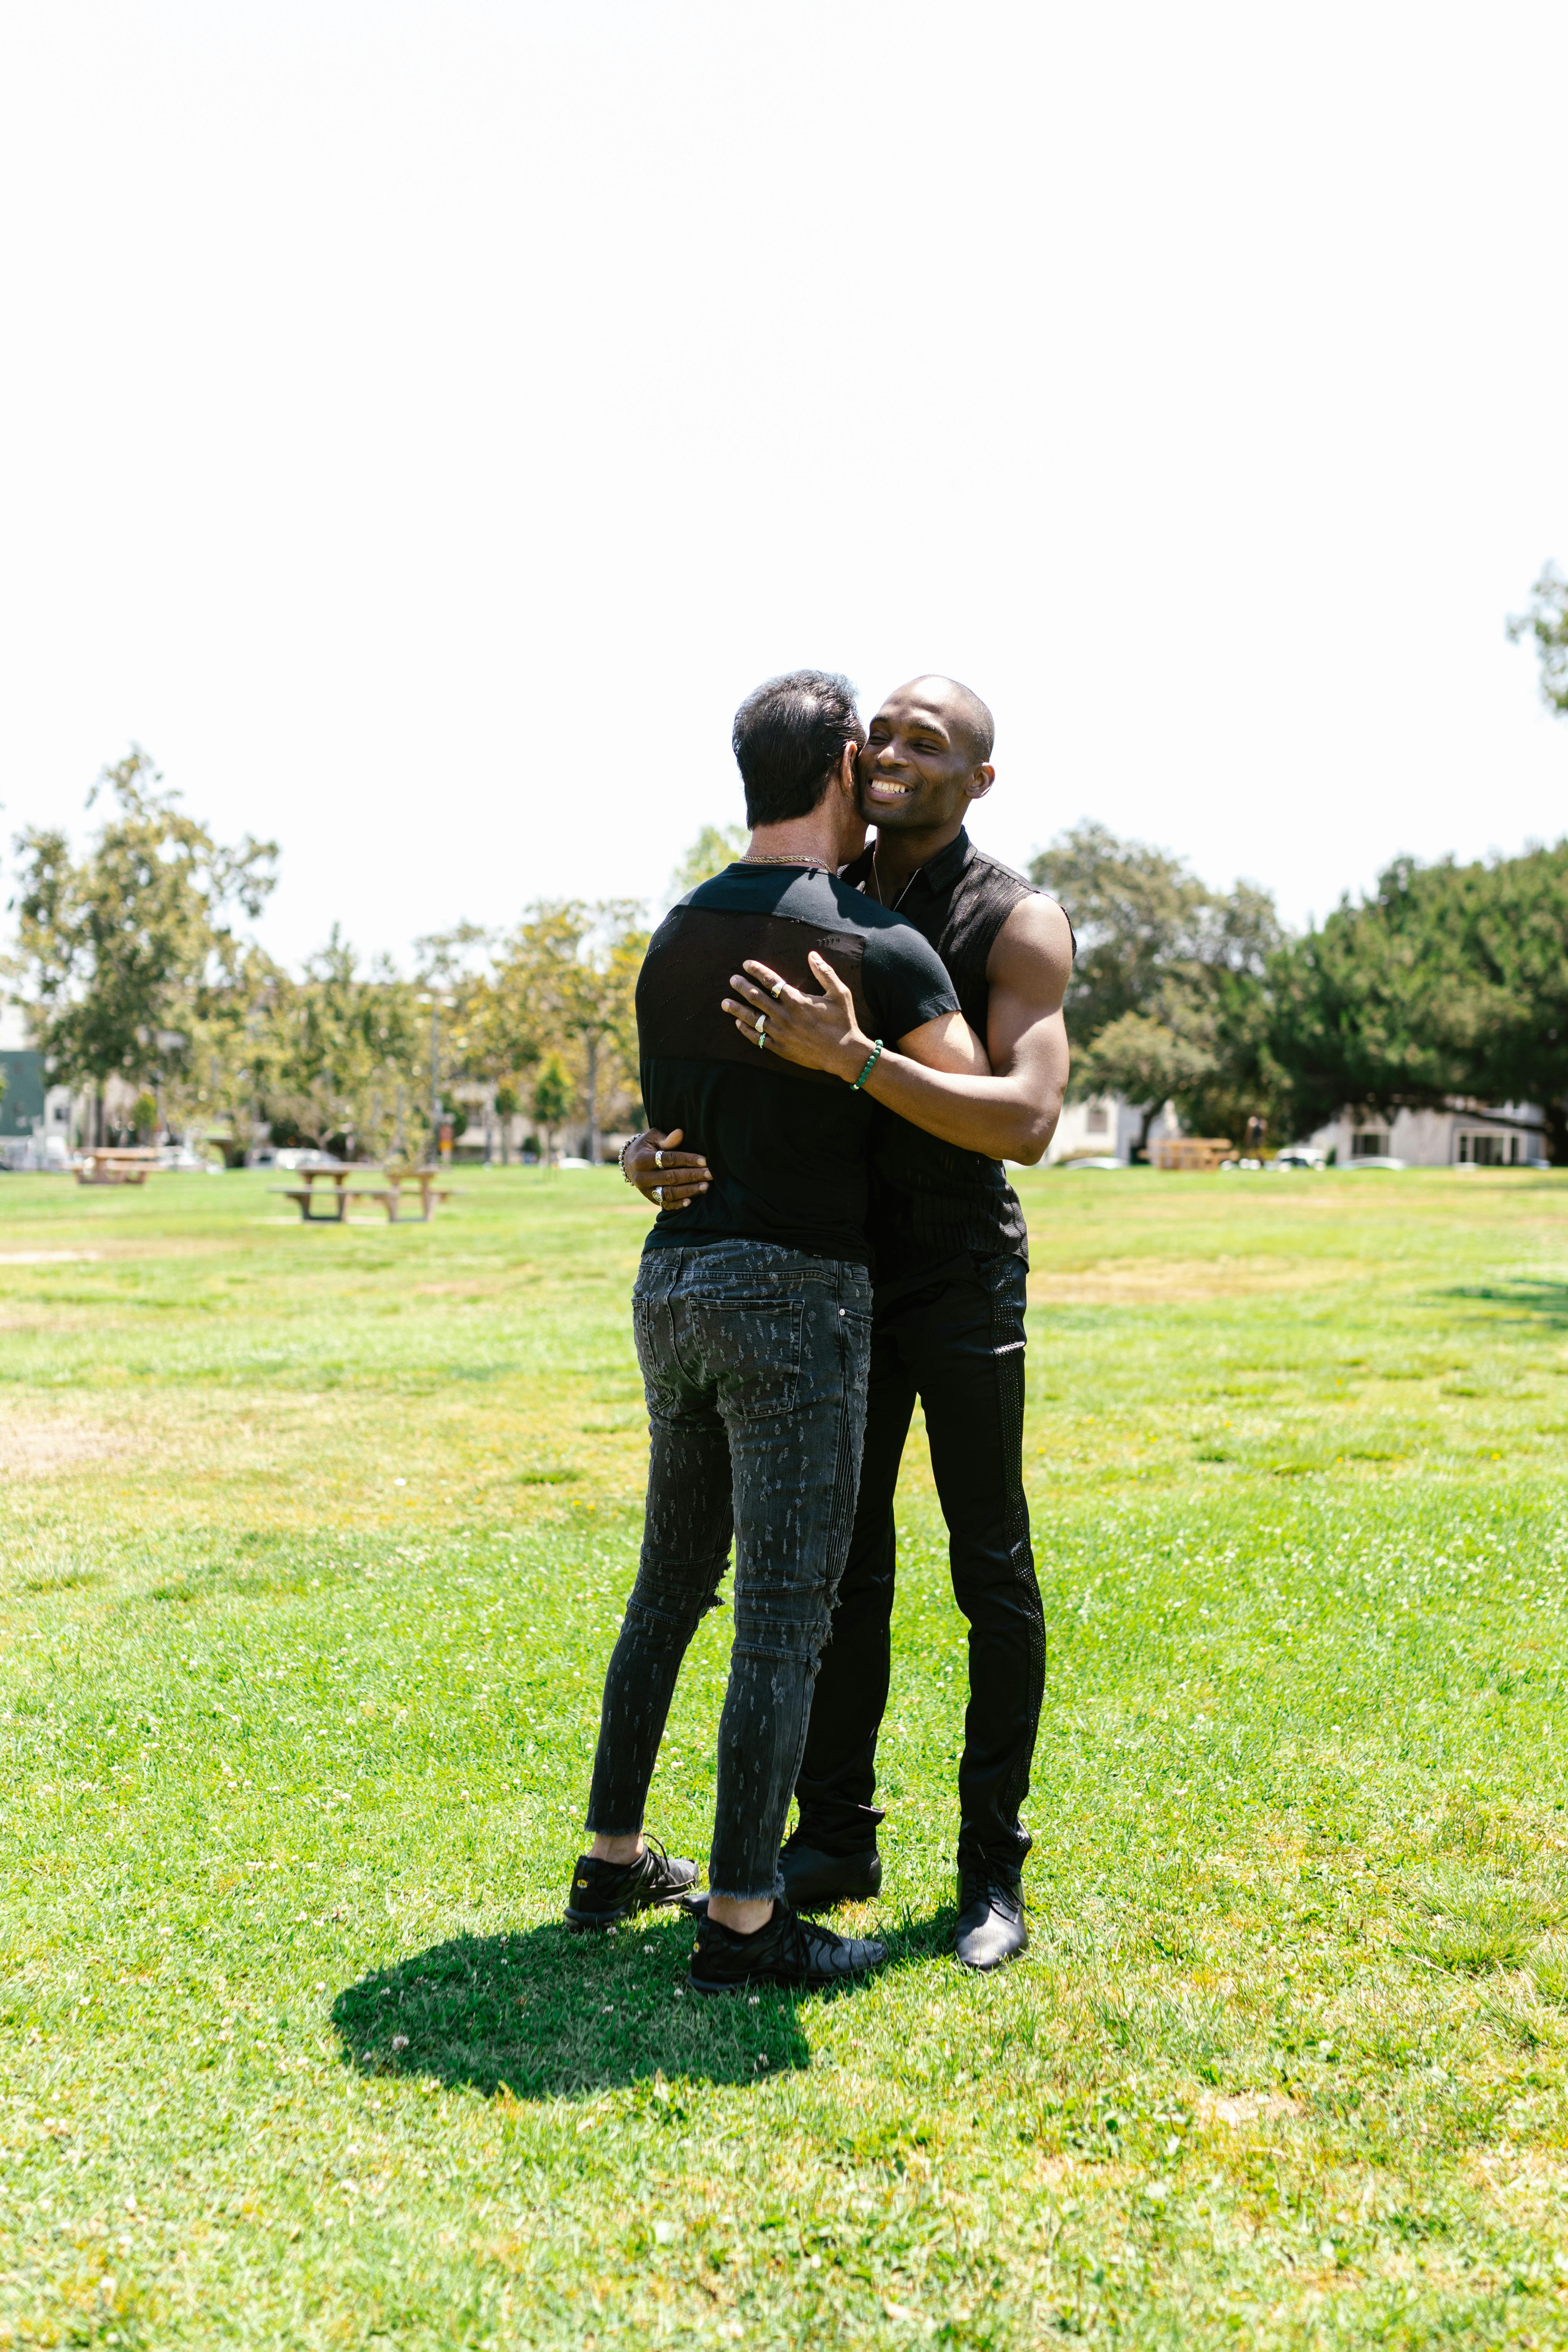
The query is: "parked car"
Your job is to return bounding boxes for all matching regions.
[273,1148,345,1172]
[1346,1154,1407,1171]
[1055,1155,1124,1171]
[1273,1145,1327,1170]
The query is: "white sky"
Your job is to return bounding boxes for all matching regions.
[1,0,1565,980]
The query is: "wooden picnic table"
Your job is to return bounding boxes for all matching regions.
[271,1164,459,1224]
[76,1148,162,1187]
[1149,1136,1234,1172]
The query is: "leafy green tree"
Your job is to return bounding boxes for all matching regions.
[1270,845,1568,1162]
[266,930,425,1157]
[1507,563,1568,718]
[6,749,277,1139]
[668,824,748,903]
[489,902,648,1163]
[531,1052,573,1165]
[1073,1013,1213,1152]
[1031,823,1292,1145]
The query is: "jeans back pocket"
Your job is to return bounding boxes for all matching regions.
[683,1294,805,1424]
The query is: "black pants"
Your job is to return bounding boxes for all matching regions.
[792,1252,1044,1878]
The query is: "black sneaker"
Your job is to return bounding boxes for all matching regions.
[688,1901,886,1994]
[564,1838,700,1930]
[779,1837,882,1909]
[953,1867,1028,1971]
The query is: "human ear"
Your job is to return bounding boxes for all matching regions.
[966,762,996,803]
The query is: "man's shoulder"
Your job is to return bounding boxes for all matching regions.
[953,839,1039,901]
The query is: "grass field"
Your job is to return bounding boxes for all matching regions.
[3,1163,1568,2350]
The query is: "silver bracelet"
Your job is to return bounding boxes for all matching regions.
[618,1136,637,1183]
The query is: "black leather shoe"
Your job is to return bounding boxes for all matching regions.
[564,1838,700,1930]
[953,1868,1028,1970]
[779,1839,882,1909]
[689,1902,886,1994]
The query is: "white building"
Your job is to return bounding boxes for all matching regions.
[1308,1102,1548,1167]
[1045,1095,1181,1165]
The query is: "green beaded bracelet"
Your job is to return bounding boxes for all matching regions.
[850,1040,884,1091]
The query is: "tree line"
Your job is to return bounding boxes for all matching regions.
[1032,828,1568,1162]
[6,562,1564,1163]
[3,752,677,1160]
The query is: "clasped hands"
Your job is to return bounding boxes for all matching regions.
[620,954,873,1212]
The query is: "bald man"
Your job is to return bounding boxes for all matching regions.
[639,676,1073,1968]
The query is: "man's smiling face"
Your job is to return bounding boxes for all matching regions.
[856,677,995,837]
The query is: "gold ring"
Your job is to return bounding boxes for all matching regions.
[653,1184,663,1205]
[771,980,784,1000]
[654,1149,665,1168]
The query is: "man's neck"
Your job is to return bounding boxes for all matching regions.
[868,815,965,904]
[745,818,844,868]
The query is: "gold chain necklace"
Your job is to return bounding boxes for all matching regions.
[740,854,834,872]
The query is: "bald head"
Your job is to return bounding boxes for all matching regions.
[858,675,998,841]
[902,675,995,763]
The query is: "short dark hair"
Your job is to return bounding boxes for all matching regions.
[731,671,861,827]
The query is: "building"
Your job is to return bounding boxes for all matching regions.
[1044,1094,1181,1165]
[1308,1102,1548,1167]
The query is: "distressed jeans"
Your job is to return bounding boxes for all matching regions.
[585,1241,872,1902]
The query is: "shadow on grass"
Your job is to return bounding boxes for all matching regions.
[1444,1280,1568,1328]
[335,1903,951,2100]
[333,1909,837,2097]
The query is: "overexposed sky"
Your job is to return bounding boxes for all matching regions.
[1,0,1564,976]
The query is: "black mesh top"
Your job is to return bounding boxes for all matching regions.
[840,829,1043,1278]
[637,863,958,1266]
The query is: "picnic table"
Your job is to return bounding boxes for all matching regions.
[76,1148,162,1187]
[1149,1136,1233,1172]
[271,1164,459,1224]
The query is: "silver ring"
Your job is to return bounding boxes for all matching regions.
[653,1184,663,1205]
[756,1011,767,1037]
[654,1149,665,1168]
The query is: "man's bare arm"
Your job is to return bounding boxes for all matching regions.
[723,893,1072,1163]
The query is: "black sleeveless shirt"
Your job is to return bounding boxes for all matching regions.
[840,828,1040,1279]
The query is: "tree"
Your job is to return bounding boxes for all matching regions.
[1074,1013,1214,1152]
[265,930,425,1157]
[668,824,748,903]
[489,901,647,1164]
[1030,822,1215,1046]
[531,1053,573,1166]
[1269,845,1568,1162]
[1030,822,1293,1144]
[1507,563,1568,718]
[6,750,277,1140]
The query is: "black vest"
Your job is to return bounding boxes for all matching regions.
[841,829,1041,1279]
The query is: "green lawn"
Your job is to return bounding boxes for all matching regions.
[3,1163,1568,2349]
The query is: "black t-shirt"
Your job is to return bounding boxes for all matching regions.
[637,863,959,1265]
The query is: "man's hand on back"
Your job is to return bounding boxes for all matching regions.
[722,956,870,1083]
[622,1128,709,1212]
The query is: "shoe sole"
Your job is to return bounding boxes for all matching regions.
[564,1884,696,1932]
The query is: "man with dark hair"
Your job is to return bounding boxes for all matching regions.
[568,671,986,1994]
[632,675,1073,1971]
